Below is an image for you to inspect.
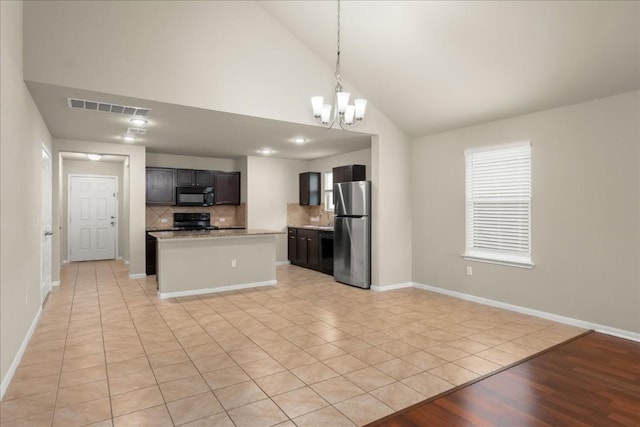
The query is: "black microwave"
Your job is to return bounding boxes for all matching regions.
[176,186,214,206]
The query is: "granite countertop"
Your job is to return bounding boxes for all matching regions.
[146,226,246,232]
[289,225,334,231]
[148,228,283,240]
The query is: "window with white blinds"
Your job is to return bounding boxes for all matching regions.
[464,142,533,268]
[324,172,334,211]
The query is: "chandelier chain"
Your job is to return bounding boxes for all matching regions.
[335,0,342,89]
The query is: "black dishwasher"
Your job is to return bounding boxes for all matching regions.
[319,231,334,275]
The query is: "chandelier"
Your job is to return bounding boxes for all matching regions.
[311,0,367,129]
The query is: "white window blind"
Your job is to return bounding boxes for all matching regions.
[324,172,334,211]
[464,142,533,268]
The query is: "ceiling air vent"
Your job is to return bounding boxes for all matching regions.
[126,127,148,135]
[67,98,150,116]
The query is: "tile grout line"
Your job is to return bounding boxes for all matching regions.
[48,261,79,427]
[3,261,588,427]
[108,261,178,425]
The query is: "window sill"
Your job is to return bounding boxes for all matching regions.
[462,252,534,269]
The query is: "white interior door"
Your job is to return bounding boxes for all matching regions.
[41,148,52,302]
[69,175,117,261]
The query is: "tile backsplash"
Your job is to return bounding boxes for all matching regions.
[146,204,246,229]
[287,203,333,227]
[148,203,333,230]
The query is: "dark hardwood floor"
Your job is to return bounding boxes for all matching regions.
[368,332,640,427]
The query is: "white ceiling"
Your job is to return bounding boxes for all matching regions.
[260,0,639,137]
[24,1,638,160]
[60,152,127,163]
[26,82,372,160]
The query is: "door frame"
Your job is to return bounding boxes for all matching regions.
[41,145,53,303]
[67,174,119,262]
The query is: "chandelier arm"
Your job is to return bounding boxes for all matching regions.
[338,118,362,130]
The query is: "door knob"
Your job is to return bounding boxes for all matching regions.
[110,222,115,226]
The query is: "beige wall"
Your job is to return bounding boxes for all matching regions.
[23,1,413,288]
[53,140,146,277]
[246,156,309,262]
[146,152,237,172]
[412,91,640,333]
[238,157,248,205]
[0,0,53,394]
[61,159,126,261]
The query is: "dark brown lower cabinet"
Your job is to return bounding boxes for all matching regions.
[146,233,157,275]
[288,228,297,264]
[288,227,331,273]
[303,230,321,269]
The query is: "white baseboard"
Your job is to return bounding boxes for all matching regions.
[52,280,60,287]
[1,305,43,400]
[128,273,146,279]
[371,282,413,292]
[413,282,640,343]
[42,282,52,300]
[276,261,291,266]
[158,280,277,300]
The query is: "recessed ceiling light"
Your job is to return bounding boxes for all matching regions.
[130,118,148,126]
[294,137,306,144]
[87,154,102,161]
[123,135,136,142]
[256,148,275,155]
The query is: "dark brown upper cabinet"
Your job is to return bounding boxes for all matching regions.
[176,169,213,187]
[146,168,176,205]
[299,172,321,206]
[332,164,366,184]
[214,171,241,205]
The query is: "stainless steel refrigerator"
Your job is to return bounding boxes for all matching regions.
[334,181,371,289]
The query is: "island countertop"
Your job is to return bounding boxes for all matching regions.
[148,228,283,241]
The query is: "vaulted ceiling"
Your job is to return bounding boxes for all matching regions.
[24,1,639,159]
[260,1,639,137]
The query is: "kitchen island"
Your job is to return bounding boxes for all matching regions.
[148,229,283,299]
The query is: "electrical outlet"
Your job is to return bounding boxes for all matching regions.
[466,266,473,276]
[231,259,237,267]
[219,218,226,223]
[160,218,168,223]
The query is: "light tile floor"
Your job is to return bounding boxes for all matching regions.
[1,261,587,426]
